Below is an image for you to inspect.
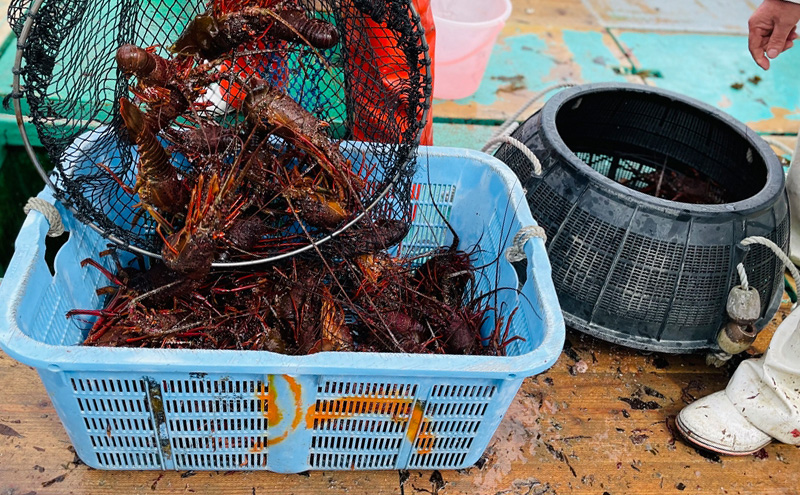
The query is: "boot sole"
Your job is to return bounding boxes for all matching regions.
[675,413,771,456]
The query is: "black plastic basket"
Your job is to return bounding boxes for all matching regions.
[495,83,788,353]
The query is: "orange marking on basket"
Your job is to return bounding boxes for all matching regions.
[305,392,436,454]
[406,401,434,455]
[410,183,422,200]
[249,433,289,452]
[305,395,410,429]
[266,431,289,448]
[255,381,279,425]
[251,376,304,449]
[265,376,283,427]
[250,439,265,453]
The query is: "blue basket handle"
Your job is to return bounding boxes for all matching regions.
[0,192,65,363]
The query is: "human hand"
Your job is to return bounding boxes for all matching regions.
[748,0,800,70]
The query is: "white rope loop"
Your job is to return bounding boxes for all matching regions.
[23,197,65,237]
[484,135,543,176]
[762,137,795,156]
[739,236,800,291]
[506,225,547,263]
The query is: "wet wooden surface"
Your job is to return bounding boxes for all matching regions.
[2,1,800,493]
[1,299,798,495]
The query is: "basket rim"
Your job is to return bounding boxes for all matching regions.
[538,82,786,216]
[0,147,565,380]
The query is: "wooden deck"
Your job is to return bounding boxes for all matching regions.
[1,0,800,493]
[1,304,798,494]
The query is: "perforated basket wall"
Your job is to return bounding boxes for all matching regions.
[8,0,431,258]
[495,83,788,353]
[0,148,564,472]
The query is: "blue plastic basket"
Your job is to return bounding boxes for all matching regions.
[0,147,564,472]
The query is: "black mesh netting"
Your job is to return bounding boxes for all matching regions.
[8,0,431,266]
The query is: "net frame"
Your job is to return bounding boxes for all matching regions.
[9,0,432,267]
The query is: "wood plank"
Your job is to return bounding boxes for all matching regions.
[581,0,759,35]
[0,0,12,50]
[506,0,600,30]
[1,300,798,495]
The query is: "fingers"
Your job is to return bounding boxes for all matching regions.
[766,20,797,59]
[784,27,798,51]
[748,0,800,69]
[749,28,771,70]
[749,24,797,70]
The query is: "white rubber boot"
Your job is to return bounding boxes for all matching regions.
[786,136,800,265]
[678,307,800,454]
[726,307,800,445]
[676,390,773,455]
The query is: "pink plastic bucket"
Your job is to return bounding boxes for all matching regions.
[431,0,512,100]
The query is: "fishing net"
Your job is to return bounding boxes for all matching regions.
[8,0,431,267]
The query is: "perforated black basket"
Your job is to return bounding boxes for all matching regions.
[495,83,788,353]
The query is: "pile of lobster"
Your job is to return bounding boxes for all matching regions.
[112,0,373,279]
[70,239,521,355]
[68,0,520,355]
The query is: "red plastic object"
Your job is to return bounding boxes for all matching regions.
[347,0,435,145]
[218,1,435,145]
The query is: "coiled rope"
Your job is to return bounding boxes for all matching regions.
[23,197,65,237]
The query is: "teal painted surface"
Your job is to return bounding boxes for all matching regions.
[438,33,551,107]
[0,115,41,147]
[561,30,630,83]
[434,31,630,108]
[432,123,496,149]
[618,32,800,127]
